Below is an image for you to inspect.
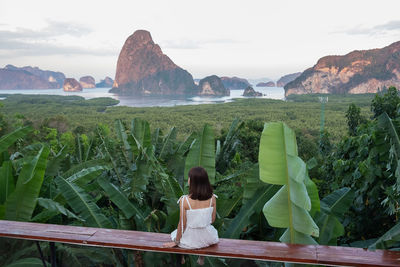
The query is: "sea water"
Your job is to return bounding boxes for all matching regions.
[0,86,285,107]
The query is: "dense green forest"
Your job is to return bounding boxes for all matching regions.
[1,89,399,267]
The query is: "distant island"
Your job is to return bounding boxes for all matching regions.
[256,81,275,87]
[110,30,198,96]
[0,64,113,91]
[285,41,400,96]
[220,77,250,89]
[0,65,65,89]
[243,86,262,97]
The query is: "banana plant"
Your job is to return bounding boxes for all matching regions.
[369,221,400,249]
[314,187,354,245]
[0,126,32,155]
[184,124,216,184]
[216,118,243,174]
[259,122,319,244]
[3,144,50,221]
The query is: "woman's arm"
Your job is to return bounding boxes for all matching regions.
[212,195,216,223]
[175,197,187,242]
[163,197,187,248]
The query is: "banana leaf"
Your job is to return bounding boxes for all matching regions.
[4,257,45,267]
[36,197,83,221]
[66,165,108,186]
[159,127,177,160]
[216,118,243,174]
[55,176,112,228]
[0,160,14,204]
[223,184,279,238]
[369,221,400,249]
[131,118,151,150]
[259,122,319,244]
[5,145,49,221]
[97,176,145,221]
[115,119,133,163]
[62,159,109,178]
[314,187,354,245]
[242,163,262,204]
[216,195,242,218]
[184,124,215,184]
[0,126,32,154]
[378,112,400,159]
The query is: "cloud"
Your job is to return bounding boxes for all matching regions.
[161,38,241,49]
[0,20,116,57]
[339,20,400,36]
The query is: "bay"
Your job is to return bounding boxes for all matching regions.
[0,86,285,107]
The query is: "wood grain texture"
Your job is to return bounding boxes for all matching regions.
[1,220,399,266]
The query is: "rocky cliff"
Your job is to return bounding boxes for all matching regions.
[285,41,400,96]
[110,30,197,95]
[0,65,65,89]
[63,78,82,92]
[96,77,114,88]
[243,86,262,97]
[277,72,301,87]
[79,76,96,88]
[0,69,58,89]
[220,76,250,89]
[198,75,230,96]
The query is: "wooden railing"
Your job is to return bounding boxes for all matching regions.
[1,220,399,266]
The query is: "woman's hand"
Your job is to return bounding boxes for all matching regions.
[162,241,177,248]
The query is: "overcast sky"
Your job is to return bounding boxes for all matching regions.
[1,0,400,81]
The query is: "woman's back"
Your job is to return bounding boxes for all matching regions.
[185,196,214,228]
[170,194,219,249]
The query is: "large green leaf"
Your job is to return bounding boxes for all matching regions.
[259,122,319,244]
[62,159,109,178]
[131,118,151,150]
[315,188,354,245]
[369,221,400,249]
[55,176,112,228]
[97,176,144,221]
[36,197,83,221]
[4,145,49,221]
[216,195,242,219]
[242,163,262,204]
[223,184,279,238]
[378,112,400,159]
[0,126,32,154]
[4,257,45,267]
[216,118,243,174]
[184,124,215,184]
[66,166,108,186]
[0,160,14,204]
[158,171,183,213]
[131,158,151,199]
[115,119,133,163]
[305,175,320,215]
[159,127,177,160]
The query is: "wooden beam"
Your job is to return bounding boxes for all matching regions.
[1,220,399,266]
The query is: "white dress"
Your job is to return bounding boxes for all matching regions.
[171,195,219,249]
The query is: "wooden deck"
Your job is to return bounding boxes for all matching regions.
[1,220,399,266]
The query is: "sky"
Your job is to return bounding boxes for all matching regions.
[1,0,400,81]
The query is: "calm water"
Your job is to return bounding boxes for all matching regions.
[0,86,285,107]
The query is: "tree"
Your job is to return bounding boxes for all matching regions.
[371,86,400,119]
[345,103,363,136]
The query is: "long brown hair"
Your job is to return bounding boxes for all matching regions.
[188,166,213,200]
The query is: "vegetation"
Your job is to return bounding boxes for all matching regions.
[1,89,400,266]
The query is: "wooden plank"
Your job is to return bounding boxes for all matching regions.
[316,245,400,267]
[1,220,400,266]
[0,220,97,244]
[88,229,319,264]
